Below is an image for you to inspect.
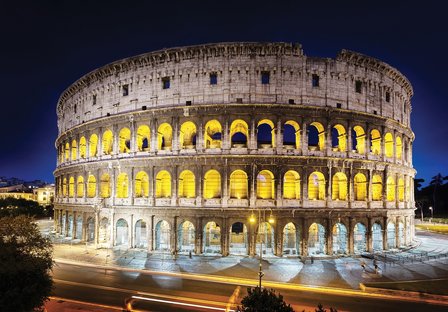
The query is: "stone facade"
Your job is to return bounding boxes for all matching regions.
[54,42,415,257]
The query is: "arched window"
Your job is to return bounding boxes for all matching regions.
[370,129,381,155]
[283,170,300,199]
[71,140,77,161]
[156,170,171,198]
[257,170,275,199]
[179,170,195,198]
[100,174,111,198]
[157,123,173,150]
[89,134,98,157]
[79,136,87,158]
[283,121,300,149]
[65,142,70,161]
[136,125,150,151]
[87,175,96,198]
[308,122,325,151]
[308,171,325,200]
[396,136,402,160]
[257,119,275,148]
[179,121,197,149]
[204,170,221,199]
[119,127,131,153]
[69,177,75,198]
[331,124,346,152]
[384,132,394,157]
[204,120,222,149]
[332,172,347,200]
[354,173,367,201]
[62,178,67,196]
[398,178,404,201]
[372,175,382,201]
[386,176,396,201]
[116,173,129,198]
[230,119,249,148]
[135,171,149,197]
[352,126,365,154]
[102,130,113,155]
[76,176,84,198]
[230,170,248,199]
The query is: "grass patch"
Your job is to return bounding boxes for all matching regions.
[365,279,448,295]
[415,224,448,234]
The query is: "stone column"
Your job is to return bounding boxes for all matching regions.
[112,124,119,155]
[196,165,203,207]
[366,217,373,253]
[151,119,157,153]
[171,166,178,206]
[72,211,77,239]
[326,123,332,155]
[382,217,388,250]
[221,217,229,256]
[326,218,332,255]
[197,118,204,153]
[347,123,353,153]
[222,165,228,207]
[302,218,308,257]
[249,117,256,150]
[302,122,308,155]
[348,217,354,254]
[196,217,203,254]
[276,119,283,153]
[172,117,180,153]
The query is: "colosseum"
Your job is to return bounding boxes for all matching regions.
[54,42,416,257]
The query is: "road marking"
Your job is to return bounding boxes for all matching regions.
[131,295,236,311]
[226,286,241,312]
[49,296,122,310]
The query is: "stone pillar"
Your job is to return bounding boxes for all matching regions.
[222,165,228,207]
[130,119,136,153]
[72,211,77,239]
[197,118,204,153]
[151,119,157,153]
[348,217,354,254]
[276,119,283,153]
[326,123,332,155]
[171,166,178,206]
[172,217,178,253]
[395,173,400,208]
[395,216,400,248]
[347,124,353,153]
[221,217,229,256]
[366,217,373,253]
[196,165,203,207]
[250,165,256,207]
[302,122,308,155]
[326,218,332,255]
[382,217,388,250]
[302,170,308,201]
[327,164,332,204]
[109,211,115,247]
[275,221,283,256]
[223,118,230,151]
[149,215,154,251]
[82,212,87,241]
[112,124,119,155]
[172,117,179,153]
[196,217,203,254]
[249,117,256,150]
[129,214,134,247]
[367,169,373,205]
[302,218,308,257]
[94,211,100,247]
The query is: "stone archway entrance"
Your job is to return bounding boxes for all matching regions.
[229,222,248,255]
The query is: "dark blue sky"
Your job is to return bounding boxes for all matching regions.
[0,0,446,186]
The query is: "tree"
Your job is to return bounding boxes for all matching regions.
[0,215,53,311]
[237,287,294,312]
[430,173,448,212]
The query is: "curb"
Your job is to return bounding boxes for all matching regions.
[359,283,448,303]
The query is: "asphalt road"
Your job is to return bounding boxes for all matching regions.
[52,262,448,311]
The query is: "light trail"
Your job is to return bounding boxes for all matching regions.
[49,296,122,310]
[131,295,236,311]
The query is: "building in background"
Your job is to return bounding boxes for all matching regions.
[33,185,55,206]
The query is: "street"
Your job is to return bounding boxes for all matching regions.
[52,262,448,311]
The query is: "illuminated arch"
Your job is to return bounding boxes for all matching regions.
[398,177,404,201]
[116,173,129,198]
[370,129,381,155]
[230,170,248,199]
[102,130,113,155]
[257,119,276,148]
[135,171,149,198]
[384,132,394,157]
[283,121,300,149]
[204,170,221,199]
[62,178,67,196]
[179,170,195,198]
[156,170,171,198]
[352,126,366,154]
[71,140,78,161]
[354,173,367,201]
[87,175,96,198]
[257,170,275,199]
[204,120,222,148]
[332,124,347,152]
[136,125,150,151]
[65,142,70,161]
[69,176,75,198]
[100,174,111,198]
[157,123,173,150]
[79,136,87,158]
[76,176,84,198]
[308,171,325,200]
[89,134,98,157]
[118,127,131,153]
[396,136,402,160]
[230,119,249,147]
[308,122,325,151]
[372,175,383,201]
[283,170,301,199]
[386,176,396,201]
[179,121,197,149]
[332,172,347,200]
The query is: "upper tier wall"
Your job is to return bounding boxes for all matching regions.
[56,42,413,135]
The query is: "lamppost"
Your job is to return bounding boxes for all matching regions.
[429,206,433,223]
[249,209,275,288]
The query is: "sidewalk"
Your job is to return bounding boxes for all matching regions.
[52,230,448,292]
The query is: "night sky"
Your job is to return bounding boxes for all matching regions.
[0,0,446,186]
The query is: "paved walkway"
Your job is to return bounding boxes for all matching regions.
[51,230,448,291]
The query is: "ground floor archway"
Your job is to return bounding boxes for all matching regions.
[229,222,248,255]
[372,223,383,251]
[155,220,171,251]
[86,217,95,242]
[203,221,221,254]
[256,222,275,256]
[353,223,367,254]
[308,223,326,255]
[178,221,195,253]
[283,222,300,256]
[332,223,348,255]
[116,218,129,246]
[135,219,147,248]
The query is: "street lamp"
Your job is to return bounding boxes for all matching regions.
[249,209,274,288]
[429,206,433,223]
